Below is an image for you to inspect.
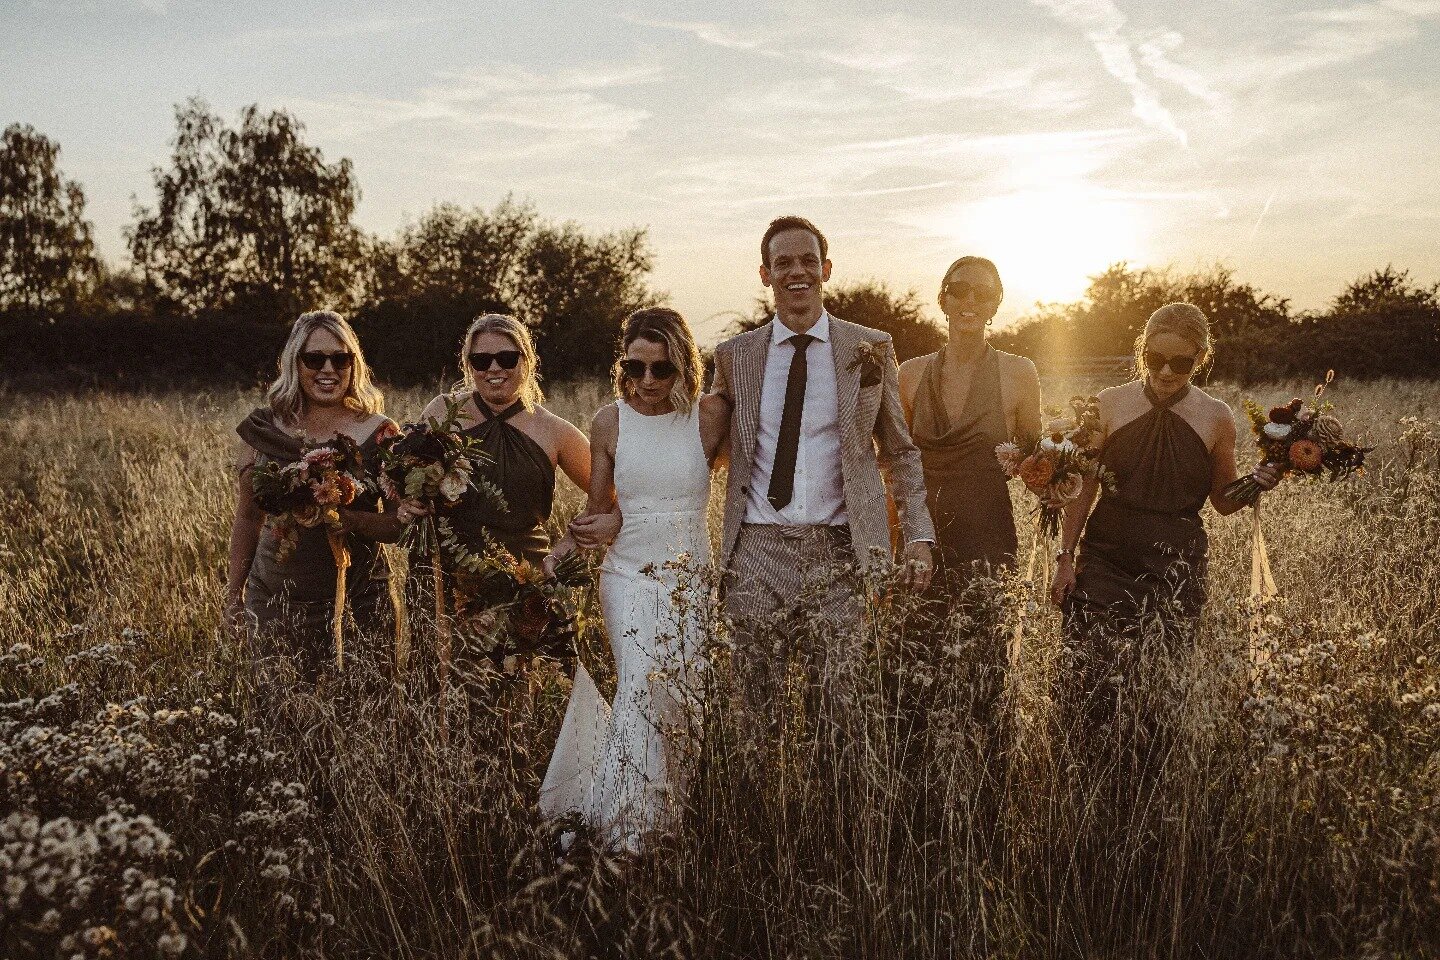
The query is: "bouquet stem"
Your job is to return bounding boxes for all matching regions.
[1224,458,1283,508]
[434,559,451,746]
[327,530,350,672]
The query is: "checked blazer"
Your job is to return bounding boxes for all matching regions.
[711,315,935,569]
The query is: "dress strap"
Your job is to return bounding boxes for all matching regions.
[478,398,526,422]
[1143,381,1190,410]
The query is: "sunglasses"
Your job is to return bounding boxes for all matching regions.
[942,280,1001,304]
[1144,350,1198,376]
[620,359,678,380]
[299,350,353,371]
[468,350,522,371]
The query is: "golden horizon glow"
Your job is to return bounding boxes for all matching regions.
[936,187,1148,308]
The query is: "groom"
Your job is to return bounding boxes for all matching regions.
[712,216,935,694]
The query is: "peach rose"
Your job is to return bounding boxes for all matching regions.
[1017,454,1055,492]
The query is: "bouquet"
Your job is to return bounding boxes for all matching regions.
[996,395,1114,538]
[446,541,591,675]
[250,434,369,668]
[1223,372,1369,507]
[378,397,503,556]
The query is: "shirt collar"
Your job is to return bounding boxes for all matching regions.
[770,310,831,346]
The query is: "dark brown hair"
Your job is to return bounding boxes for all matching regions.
[761,215,828,269]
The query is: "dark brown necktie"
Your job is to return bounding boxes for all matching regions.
[768,333,815,511]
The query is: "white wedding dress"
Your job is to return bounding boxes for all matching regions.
[540,400,712,851]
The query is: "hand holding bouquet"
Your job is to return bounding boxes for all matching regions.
[1223,372,1369,507]
[250,434,369,668]
[997,395,1114,538]
[378,397,503,556]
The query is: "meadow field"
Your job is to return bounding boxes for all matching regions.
[2,377,1438,959]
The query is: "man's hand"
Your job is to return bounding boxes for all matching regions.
[570,510,622,549]
[901,540,933,593]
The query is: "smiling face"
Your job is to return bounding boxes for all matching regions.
[624,336,677,412]
[298,327,352,409]
[469,330,527,408]
[1144,330,1200,395]
[940,261,1002,337]
[761,228,832,323]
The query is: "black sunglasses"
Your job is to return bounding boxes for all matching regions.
[620,358,678,380]
[299,350,353,371]
[942,280,1001,304]
[1144,350,1197,376]
[468,350,522,371]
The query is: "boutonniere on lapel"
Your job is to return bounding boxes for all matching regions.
[848,340,886,388]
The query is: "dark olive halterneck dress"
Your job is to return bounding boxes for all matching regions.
[239,410,393,670]
[444,399,556,566]
[1065,383,1212,634]
[912,345,1018,585]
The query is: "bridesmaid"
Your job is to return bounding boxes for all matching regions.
[225,310,402,675]
[402,313,613,588]
[1049,303,1281,715]
[899,256,1041,588]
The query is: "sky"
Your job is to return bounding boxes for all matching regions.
[3,0,1437,339]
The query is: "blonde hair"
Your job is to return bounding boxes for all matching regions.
[456,313,544,410]
[1134,302,1213,379]
[613,307,703,415]
[267,310,383,425]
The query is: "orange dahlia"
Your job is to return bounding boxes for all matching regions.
[1288,439,1324,472]
[1018,454,1055,491]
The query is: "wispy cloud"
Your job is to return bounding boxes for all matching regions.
[290,64,657,160]
[1029,0,1192,145]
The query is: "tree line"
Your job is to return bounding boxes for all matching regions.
[2,99,1437,388]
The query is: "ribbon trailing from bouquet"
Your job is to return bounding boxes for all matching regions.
[326,530,350,672]
[1247,502,1278,675]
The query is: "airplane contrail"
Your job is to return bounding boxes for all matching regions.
[1249,191,1277,243]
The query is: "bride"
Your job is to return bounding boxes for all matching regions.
[540,307,729,852]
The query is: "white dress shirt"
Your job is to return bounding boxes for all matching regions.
[744,312,849,528]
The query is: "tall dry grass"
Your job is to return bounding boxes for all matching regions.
[2,378,1438,958]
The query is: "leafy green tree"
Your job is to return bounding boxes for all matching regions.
[0,123,98,311]
[128,98,363,317]
[513,221,661,378]
[368,198,536,305]
[735,279,946,362]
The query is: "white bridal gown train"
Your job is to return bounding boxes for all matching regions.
[540,399,712,851]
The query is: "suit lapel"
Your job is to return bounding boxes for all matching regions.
[735,325,770,474]
[830,318,861,447]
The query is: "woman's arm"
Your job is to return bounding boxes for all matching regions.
[698,393,731,467]
[224,444,263,632]
[553,413,594,496]
[1050,388,1109,606]
[897,355,924,427]
[1049,473,1099,607]
[1016,358,1043,444]
[1208,407,1281,515]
